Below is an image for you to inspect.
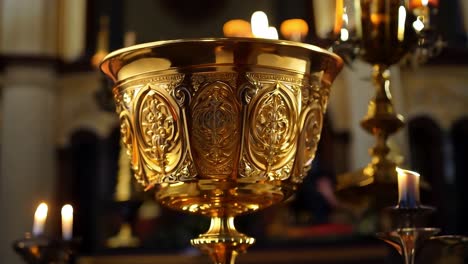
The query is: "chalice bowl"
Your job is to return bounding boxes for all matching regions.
[101,38,343,264]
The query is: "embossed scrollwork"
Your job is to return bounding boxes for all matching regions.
[190,81,240,177]
[173,85,192,108]
[136,87,184,179]
[246,82,298,175]
[292,104,323,183]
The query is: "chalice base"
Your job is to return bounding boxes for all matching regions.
[157,180,292,216]
[192,216,255,264]
[157,179,294,263]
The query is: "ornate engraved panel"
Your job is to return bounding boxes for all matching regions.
[191,72,237,92]
[137,88,182,174]
[240,72,327,182]
[115,73,200,186]
[190,80,240,177]
[292,106,323,183]
[242,73,300,180]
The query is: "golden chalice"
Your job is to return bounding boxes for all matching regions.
[101,38,342,264]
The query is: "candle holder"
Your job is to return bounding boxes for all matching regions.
[107,200,141,248]
[377,227,440,264]
[419,235,468,263]
[377,202,439,264]
[13,233,80,264]
[101,38,343,264]
[334,0,440,211]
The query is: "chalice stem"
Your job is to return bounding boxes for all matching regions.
[191,216,255,264]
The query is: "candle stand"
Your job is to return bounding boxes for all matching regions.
[420,235,468,263]
[13,233,79,264]
[377,205,439,264]
[377,227,440,264]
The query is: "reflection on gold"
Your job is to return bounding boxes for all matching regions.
[101,38,342,264]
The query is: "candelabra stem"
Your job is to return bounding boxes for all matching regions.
[191,216,255,264]
[361,64,405,182]
[377,227,440,264]
[401,234,415,264]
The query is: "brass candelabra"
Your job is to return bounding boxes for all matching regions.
[334,0,438,208]
[13,233,79,264]
[101,38,343,264]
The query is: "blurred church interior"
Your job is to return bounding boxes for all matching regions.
[1,0,467,263]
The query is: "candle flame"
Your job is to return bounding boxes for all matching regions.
[61,204,73,240]
[61,204,73,219]
[397,5,407,41]
[266,26,279,40]
[421,0,429,6]
[396,167,420,177]
[396,167,421,208]
[223,19,252,38]
[35,202,48,221]
[340,8,350,41]
[279,19,308,42]
[251,11,270,39]
[249,11,278,40]
[342,7,349,25]
[412,17,425,32]
[340,28,349,41]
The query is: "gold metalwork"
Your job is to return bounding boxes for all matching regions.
[101,38,342,264]
[337,0,422,206]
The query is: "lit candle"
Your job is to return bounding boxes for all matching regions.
[251,11,270,39]
[32,202,48,236]
[124,31,136,47]
[280,19,309,42]
[412,16,425,32]
[312,0,343,39]
[223,19,252,38]
[396,168,421,208]
[61,204,73,240]
[409,0,439,9]
[340,8,350,42]
[266,26,279,40]
[397,5,407,41]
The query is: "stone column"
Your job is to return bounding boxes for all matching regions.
[0,64,57,264]
[342,61,375,171]
[0,0,60,263]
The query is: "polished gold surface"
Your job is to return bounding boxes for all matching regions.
[337,64,404,198]
[359,0,415,65]
[101,38,342,264]
[337,0,420,202]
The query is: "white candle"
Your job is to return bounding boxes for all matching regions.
[61,204,73,240]
[251,11,269,38]
[32,203,48,236]
[396,168,421,208]
[397,5,407,41]
[266,27,279,40]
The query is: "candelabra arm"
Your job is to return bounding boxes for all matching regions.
[13,233,80,264]
[191,216,255,264]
